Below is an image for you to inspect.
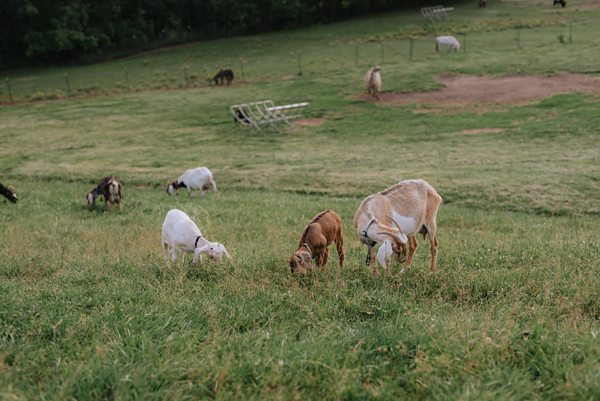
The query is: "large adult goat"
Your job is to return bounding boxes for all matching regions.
[353,179,442,275]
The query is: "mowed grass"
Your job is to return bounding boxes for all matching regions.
[1,1,600,400]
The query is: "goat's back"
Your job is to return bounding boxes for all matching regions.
[300,210,342,245]
[162,209,202,242]
[354,180,442,230]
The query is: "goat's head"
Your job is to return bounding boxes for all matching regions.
[194,242,230,264]
[372,65,381,73]
[290,250,312,274]
[376,236,408,269]
[166,181,178,196]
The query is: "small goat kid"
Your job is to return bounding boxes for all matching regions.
[0,183,18,203]
[435,36,461,53]
[353,179,442,275]
[86,176,122,209]
[364,65,382,100]
[290,210,344,274]
[161,209,230,265]
[167,167,218,196]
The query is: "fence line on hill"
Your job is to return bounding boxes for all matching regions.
[0,24,579,104]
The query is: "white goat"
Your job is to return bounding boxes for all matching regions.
[353,179,442,274]
[161,209,230,265]
[435,36,461,52]
[166,167,217,196]
[363,65,382,99]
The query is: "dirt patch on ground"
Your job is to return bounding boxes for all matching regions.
[294,118,326,126]
[378,73,600,107]
[573,1,600,10]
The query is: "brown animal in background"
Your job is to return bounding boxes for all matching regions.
[86,176,122,209]
[289,210,345,273]
[212,68,234,85]
[363,65,382,100]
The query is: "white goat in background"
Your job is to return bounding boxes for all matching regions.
[435,35,461,52]
[166,167,218,196]
[161,209,230,266]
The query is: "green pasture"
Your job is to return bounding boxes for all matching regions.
[1,1,599,400]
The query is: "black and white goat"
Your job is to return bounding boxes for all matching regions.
[0,183,18,203]
[166,167,217,196]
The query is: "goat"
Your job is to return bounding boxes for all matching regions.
[212,68,234,85]
[86,176,122,209]
[435,36,461,52]
[0,183,18,203]
[166,167,218,196]
[363,65,382,100]
[290,210,344,274]
[161,209,230,265]
[553,0,566,7]
[479,0,486,7]
[353,179,442,275]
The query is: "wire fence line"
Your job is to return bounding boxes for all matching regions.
[0,24,577,104]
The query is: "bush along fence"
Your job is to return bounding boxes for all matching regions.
[0,23,577,104]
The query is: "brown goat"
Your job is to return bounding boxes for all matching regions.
[86,176,122,209]
[290,210,344,273]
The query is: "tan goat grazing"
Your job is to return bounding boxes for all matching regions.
[353,179,442,275]
[290,210,345,273]
[363,65,382,99]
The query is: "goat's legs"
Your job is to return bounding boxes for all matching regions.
[401,235,418,274]
[320,248,329,268]
[335,237,344,267]
[429,235,438,273]
[170,247,179,264]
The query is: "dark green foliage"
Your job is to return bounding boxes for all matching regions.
[0,0,459,66]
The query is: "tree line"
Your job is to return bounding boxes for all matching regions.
[0,0,450,67]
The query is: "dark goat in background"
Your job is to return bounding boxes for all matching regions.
[0,183,18,203]
[212,68,234,85]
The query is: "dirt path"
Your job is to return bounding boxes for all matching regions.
[378,73,600,107]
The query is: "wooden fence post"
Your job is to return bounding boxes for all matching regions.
[5,78,13,103]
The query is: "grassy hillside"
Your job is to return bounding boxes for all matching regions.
[1,1,599,400]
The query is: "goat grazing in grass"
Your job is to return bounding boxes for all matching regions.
[363,65,382,100]
[86,176,122,209]
[161,209,230,266]
[212,68,234,85]
[166,167,217,197]
[0,183,18,203]
[353,179,442,275]
[289,210,344,274]
[553,0,566,7]
[435,36,461,52]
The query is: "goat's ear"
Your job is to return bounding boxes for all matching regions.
[377,240,394,269]
[223,248,231,259]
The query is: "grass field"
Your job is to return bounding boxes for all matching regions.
[1,1,599,400]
